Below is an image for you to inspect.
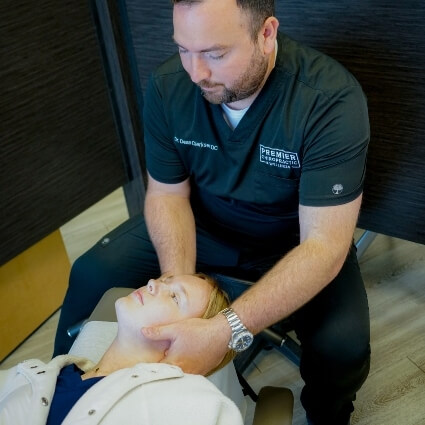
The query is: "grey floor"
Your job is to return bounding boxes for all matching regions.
[1,188,424,424]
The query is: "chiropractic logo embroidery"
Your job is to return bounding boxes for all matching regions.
[259,144,300,169]
[332,184,344,195]
[174,136,218,151]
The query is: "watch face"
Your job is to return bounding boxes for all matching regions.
[234,331,254,352]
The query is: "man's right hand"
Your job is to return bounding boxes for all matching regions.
[141,314,231,375]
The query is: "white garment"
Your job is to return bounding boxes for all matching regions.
[69,321,246,413]
[221,103,249,130]
[0,355,243,425]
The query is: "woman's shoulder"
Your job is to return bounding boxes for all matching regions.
[0,355,94,383]
[78,363,244,425]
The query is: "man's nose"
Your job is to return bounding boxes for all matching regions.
[189,55,211,84]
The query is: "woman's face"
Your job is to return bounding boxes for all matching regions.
[115,275,212,332]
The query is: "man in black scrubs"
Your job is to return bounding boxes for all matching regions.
[54,1,370,423]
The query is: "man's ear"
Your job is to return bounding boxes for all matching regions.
[260,16,279,55]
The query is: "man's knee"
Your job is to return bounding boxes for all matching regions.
[69,248,109,287]
[319,317,369,364]
[301,324,371,392]
[68,237,134,288]
[320,309,367,354]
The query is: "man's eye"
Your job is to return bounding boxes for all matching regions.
[178,48,188,55]
[171,292,179,305]
[208,53,225,60]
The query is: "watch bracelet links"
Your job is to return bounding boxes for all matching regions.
[221,307,248,347]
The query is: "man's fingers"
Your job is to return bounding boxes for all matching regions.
[141,324,173,341]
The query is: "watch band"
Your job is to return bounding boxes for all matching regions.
[221,307,245,333]
[221,307,253,351]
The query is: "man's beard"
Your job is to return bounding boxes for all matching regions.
[198,47,269,105]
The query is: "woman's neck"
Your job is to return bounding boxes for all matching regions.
[81,336,165,380]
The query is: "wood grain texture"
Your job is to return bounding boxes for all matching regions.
[273,1,425,244]
[0,0,126,265]
[121,0,425,244]
[124,0,175,92]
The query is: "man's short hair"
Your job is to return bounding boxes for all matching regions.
[172,0,275,40]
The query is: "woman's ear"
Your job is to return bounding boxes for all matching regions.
[260,16,279,55]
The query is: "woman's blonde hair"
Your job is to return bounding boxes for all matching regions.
[194,273,237,376]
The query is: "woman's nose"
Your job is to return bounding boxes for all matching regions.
[147,278,168,296]
[147,279,157,294]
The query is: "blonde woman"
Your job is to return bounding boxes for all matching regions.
[0,274,240,425]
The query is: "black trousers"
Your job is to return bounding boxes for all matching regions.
[54,214,370,425]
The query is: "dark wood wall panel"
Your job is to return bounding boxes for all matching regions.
[0,0,126,265]
[273,1,425,244]
[122,0,425,244]
[125,1,175,92]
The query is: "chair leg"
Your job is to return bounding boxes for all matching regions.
[260,327,301,367]
[236,370,258,402]
[66,319,87,338]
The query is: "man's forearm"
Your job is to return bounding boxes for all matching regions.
[145,192,196,275]
[231,238,349,334]
[230,196,362,335]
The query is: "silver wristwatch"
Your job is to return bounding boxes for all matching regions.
[221,307,254,352]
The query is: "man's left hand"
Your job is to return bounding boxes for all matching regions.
[141,314,231,375]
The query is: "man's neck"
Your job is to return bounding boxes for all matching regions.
[225,41,277,111]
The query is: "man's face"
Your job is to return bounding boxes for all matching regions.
[115,275,211,334]
[173,0,269,107]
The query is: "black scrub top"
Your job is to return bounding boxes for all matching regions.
[144,32,369,247]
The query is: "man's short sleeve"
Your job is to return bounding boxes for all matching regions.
[299,85,370,206]
[143,74,188,184]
